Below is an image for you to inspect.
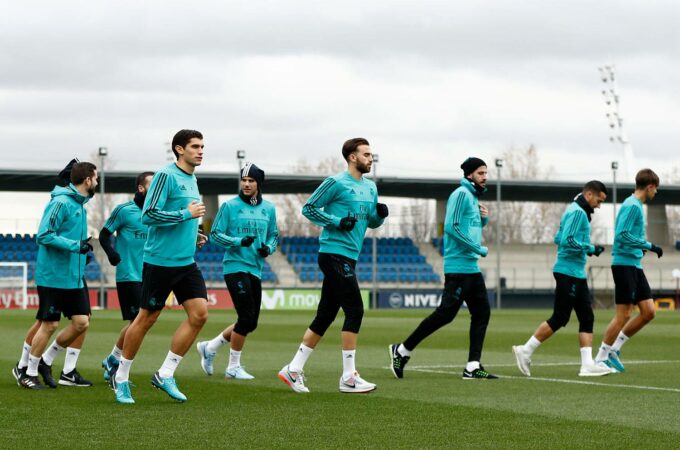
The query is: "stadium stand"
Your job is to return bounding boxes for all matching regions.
[0,233,101,282]
[281,236,440,284]
[195,241,278,283]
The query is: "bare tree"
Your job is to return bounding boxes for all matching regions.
[664,166,680,242]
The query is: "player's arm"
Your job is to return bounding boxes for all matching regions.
[444,191,488,256]
[36,201,81,252]
[142,173,199,226]
[479,204,489,227]
[210,204,242,248]
[263,208,279,255]
[99,205,124,265]
[368,189,387,229]
[617,206,652,250]
[561,211,595,253]
[302,178,342,228]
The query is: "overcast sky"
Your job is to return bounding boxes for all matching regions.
[1,0,678,185]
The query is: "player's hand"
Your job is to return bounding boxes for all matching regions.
[241,235,256,247]
[86,253,94,266]
[376,203,389,219]
[257,244,270,258]
[196,233,208,249]
[480,246,489,257]
[79,237,93,254]
[339,215,358,231]
[479,204,489,218]
[650,244,663,258]
[108,251,121,266]
[188,201,206,218]
[591,245,605,257]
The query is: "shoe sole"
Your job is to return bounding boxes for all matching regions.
[225,374,255,380]
[196,342,213,376]
[339,386,376,393]
[12,368,21,386]
[151,380,187,402]
[277,372,309,393]
[512,346,531,377]
[578,371,610,377]
[58,380,93,387]
[387,345,402,379]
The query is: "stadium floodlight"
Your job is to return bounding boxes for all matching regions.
[99,147,108,308]
[495,159,503,309]
[236,150,246,193]
[98,146,108,157]
[598,64,635,179]
[495,159,504,168]
[236,150,246,160]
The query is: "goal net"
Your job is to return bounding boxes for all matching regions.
[0,262,29,310]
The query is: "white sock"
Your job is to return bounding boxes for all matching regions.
[27,355,40,377]
[580,347,594,367]
[611,332,629,352]
[342,350,356,378]
[228,349,242,370]
[206,333,230,353]
[19,341,31,369]
[466,361,480,372]
[595,343,612,362]
[115,357,133,383]
[397,344,411,357]
[523,336,541,355]
[42,340,64,366]
[289,344,313,372]
[158,351,183,379]
[111,345,122,361]
[63,348,80,373]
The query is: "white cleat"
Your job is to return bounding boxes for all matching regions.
[225,366,255,380]
[196,341,216,376]
[578,361,613,377]
[512,345,531,377]
[339,372,376,393]
[278,365,310,393]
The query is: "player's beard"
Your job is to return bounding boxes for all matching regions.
[87,186,96,197]
[356,161,371,174]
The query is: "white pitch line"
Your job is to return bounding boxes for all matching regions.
[408,360,680,369]
[408,366,680,394]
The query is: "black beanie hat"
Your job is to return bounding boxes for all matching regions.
[460,157,487,176]
[241,162,265,188]
[58,158,80,186]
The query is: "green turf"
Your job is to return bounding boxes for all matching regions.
[1,308,679,449]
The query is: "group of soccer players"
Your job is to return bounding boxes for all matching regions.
[10,128,664,402]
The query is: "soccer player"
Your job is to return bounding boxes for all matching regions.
[196,163,279,380]
[389,157,497,380]
[18,162,98,389]
[595,169,662,372]
[512,181,613,377]
[278,138,387,393]
[111,129,208,404]
[99,171,154,381]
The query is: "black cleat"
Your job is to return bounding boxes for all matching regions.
[38,358,58,388]
[12,362,26,386]
[388,343,410,379]
[59,369,93,387]
[19,373,46,390]
[462,365,499,380]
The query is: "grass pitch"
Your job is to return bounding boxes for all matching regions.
[1,308,679,449]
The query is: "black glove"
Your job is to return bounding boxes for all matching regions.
[339,215,358,232]
[86,253,93,265]
[108,251,121,266]
[79,237,93,254]
[650,244,663,258]
[241,235,256,247]
[591,245,605,257]
[376,203,389,219]
[257,244,270,258]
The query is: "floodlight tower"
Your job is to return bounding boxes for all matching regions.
[598,65,635,179]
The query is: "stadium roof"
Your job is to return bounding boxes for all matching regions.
[2,169,679,204]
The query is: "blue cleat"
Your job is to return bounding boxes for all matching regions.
[115,381,135,404]
[607,350,625,373]
[102,355,120,382]
[225,366,255,380]
[196,341,216,376]
[151,372,187,402]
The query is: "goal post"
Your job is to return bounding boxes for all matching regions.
[0,262,29,310]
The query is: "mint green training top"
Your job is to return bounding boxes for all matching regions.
[302,171,385,261]
[103,201,148,282]
[142,163,201,267]
[552,201,596,279]
[612,194,652,269]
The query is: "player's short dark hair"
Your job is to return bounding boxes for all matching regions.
[135,171,155,190]
[342,138,370,161]
[635,169,659,189]
[171,129,203,159]
[70,162,97,185]
[583,180,608,196]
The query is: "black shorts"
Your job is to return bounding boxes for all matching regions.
[141,263,207,311]
[36,285,91,321]
[611,265,652,305]
[116,281,142,321]
[548,272,594,333]
[224,272,262,335]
